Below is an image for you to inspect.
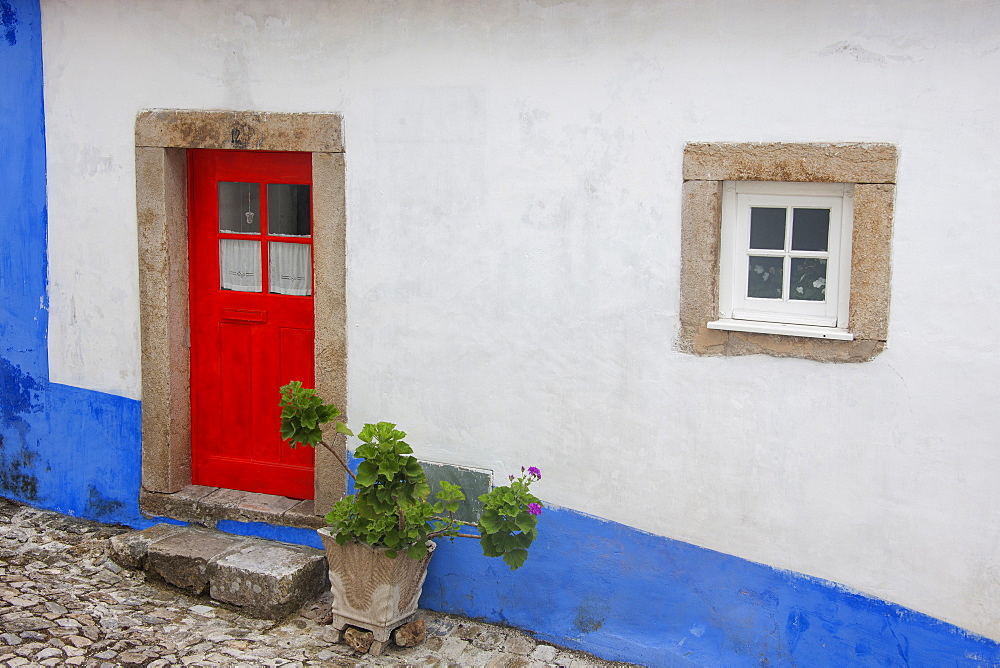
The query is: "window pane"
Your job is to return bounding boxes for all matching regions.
[269,242,312,295]
[789,258,827,301]
[267,184,311,237]
[791,208,829,251]
[219,182,261,234]
[747,256,783,299]
[749,208,785,250]
[219,239,262,292]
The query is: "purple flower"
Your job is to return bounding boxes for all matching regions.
[527,466,541,479]
[528,503,542,516]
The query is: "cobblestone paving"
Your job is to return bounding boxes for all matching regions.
[0,499,635,667]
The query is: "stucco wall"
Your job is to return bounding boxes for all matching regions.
[38,0,1000,646]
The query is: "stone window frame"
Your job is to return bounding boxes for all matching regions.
[136,110,347,518]
[678,142,897,363]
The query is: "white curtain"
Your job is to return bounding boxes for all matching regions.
[219,239,262,292]
[269,242,311,295]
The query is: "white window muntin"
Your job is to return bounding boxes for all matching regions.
[717,181,854,333]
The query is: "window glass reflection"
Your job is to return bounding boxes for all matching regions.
[747,256,783,299]
[791,208,830,252]
[267,184,311,236]
[749,208,785,250]
[219,182,261,234]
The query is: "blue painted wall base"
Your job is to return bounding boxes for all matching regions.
[422,508,1000,666]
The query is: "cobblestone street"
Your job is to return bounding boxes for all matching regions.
[0,499,633,667]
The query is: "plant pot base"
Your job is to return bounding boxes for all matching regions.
[329,610,415,643]
[317,528,436,655]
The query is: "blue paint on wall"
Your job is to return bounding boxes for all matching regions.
[1,0,48,508]
[420,507,1000,666]
[1,0,18,47]
[44,383,145,524]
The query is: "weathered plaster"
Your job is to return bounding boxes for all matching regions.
[683,142,898,184]
[850,184,895,341]
[134,110,346,510]
[311,151,348,512]
[136,110,344,153]
[678,142,897,362]
[136,146,190,491]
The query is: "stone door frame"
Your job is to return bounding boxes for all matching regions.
[135,110,347,513]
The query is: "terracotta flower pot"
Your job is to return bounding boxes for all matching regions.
[317,527,436,655]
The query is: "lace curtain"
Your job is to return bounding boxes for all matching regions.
[219,239,262,292]
[268,242,311,295]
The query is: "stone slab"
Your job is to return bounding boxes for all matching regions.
[683,142,898,184]
[139,486,216,523]
[138,486,325,530]
[136,110,344,153]
[208,540,327,619]
[145,527,247,595]
[283,499,327,529]
[202,488,299,523]
[109,523,188,570]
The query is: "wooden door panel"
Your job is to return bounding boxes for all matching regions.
[278,326,315,467]
[218,321,256,457]
[189,149,315,499]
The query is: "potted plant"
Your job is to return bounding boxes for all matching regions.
[279,381,543,655]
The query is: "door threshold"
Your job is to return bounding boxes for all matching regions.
[140,485,326,530]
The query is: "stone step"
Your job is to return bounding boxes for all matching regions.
[110,523,327,620]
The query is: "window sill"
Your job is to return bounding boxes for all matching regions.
[707,319,854,341]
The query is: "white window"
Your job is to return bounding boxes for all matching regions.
[709,181,854,340]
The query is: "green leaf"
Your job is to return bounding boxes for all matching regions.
[479,510,500,533]
[502,548,529,570]
[356,461,377,487]
[515,515,537,533]
[407,543,427,560]
[335,422,354,437]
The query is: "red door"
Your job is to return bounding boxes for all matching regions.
[189,150,315,499]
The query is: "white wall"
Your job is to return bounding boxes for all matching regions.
[42,0,1000,639]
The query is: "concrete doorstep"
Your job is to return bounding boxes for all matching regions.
[109,524,327,620]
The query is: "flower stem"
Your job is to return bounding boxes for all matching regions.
[317,439,356,481]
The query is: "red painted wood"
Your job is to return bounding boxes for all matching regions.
[189,150,315,499]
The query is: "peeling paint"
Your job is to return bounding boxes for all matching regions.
[0,359,42,500]
[0,358,41,427]
[0,0,17,46]
[0,433,39,500]
[84,484,125,521]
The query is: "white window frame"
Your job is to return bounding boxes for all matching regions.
[709,181,855,340]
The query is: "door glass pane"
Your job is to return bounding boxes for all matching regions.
[749,208,786,250]
[789,258,827,301]
[267,184,311,237]
[219,239,262,292]
[269,242,312,295]
[791,208,830,251]
[219,182,261,234]
[747,256,783,299]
